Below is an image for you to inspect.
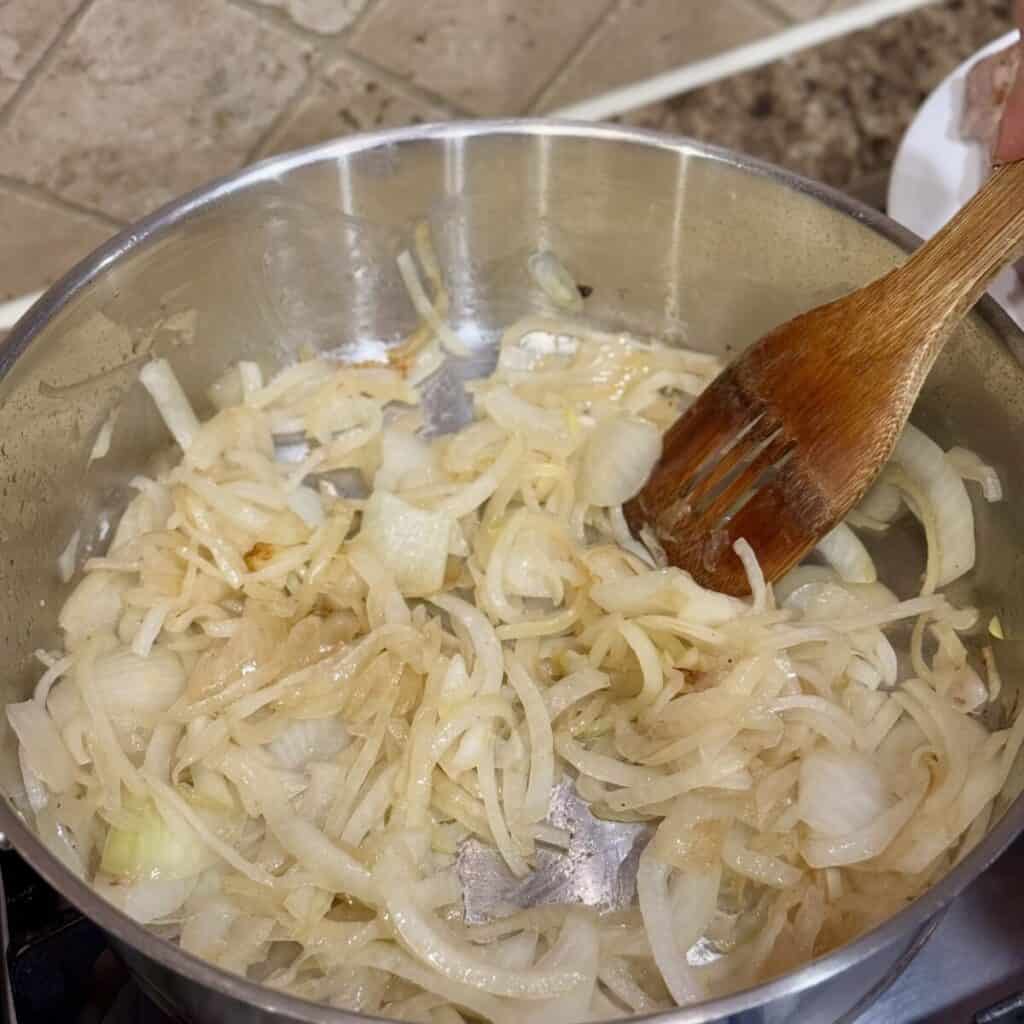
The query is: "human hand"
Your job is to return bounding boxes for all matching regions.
[995,0,1024,161]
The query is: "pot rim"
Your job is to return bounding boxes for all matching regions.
[2,118,1022,1024]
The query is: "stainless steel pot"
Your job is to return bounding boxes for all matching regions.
[1,121,1023,1024]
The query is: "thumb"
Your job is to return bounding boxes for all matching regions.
[994,11,1024,162]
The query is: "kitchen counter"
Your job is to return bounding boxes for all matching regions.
[625,0,1014,205]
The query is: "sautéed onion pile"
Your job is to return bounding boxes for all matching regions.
[8,243,1023,1022]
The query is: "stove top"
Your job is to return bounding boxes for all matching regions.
[2,842,1024,1024]
[0,851,174,1024]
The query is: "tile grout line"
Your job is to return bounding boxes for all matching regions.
[344,0,386,39]
[199,0,338,161]
[524,0,624,116]
[244,50,326,163]
[223,0,338,40]
[745,0,798,27]
[323,49,474,117]
[550,0,943,120]
[0,0,97,130]
[752,0,816,25]
[222,0,473,118]
[0,174,123,229]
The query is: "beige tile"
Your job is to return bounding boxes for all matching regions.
[538,0,784,113]
[260,59,449,157]
[0,0,80,107]
[0,187,115,301]
[0,0,311,222]
[349,0,613,115]
[249,0,368,34]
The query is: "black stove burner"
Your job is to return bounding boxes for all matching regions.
[1,851,174,1024]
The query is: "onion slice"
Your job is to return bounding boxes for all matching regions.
[888,424,975,590]
[637,843,707,1005]
[376,844,584,998]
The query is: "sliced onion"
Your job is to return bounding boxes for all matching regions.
[637,844,707,1005]
[502,529,564,601]
[733,538,769,611]
[59,571,130,639]
[599,958,664,1013]
[57,528,81,583]
[946,446,1003,502]
[95,875,196,924]
[847,480,903,530]
[798,750,889,837]
[179,897,237,959]
[140,358,200,452]
[341,764,399,847]
[888,423,975,589]
[435,438,522,520]
[476,738,530,877]
[352,943,509,1023]
[376,428,438,492]
[144,773,273,886]
[579,416,661,507]
[100,798,210,882]
[802,782,923,868]
[208,365,245,410]
[506,662,554,824]
[7,700,76,793]
[376,845,584,998]
[774,565,838,606]
[544,668,609,719]
[89,409,118,463]
[619,619,664,707]
[111,482,173,553]
[268,717,350,771]
[397,249,468,356]
[815,523,876,583]
[590,567,743,625]
[528,251,584,312]
[238,360,263,399]
[430,594,502,694]
[359,490,452,597]
[92,646,186,723]
[507,910,598,1022]
[722,826,803,888]
[481,388,573,457]
[670,861,722,955]
[18,746,48,813]
[219,749,376,904]
[286,485,324,528]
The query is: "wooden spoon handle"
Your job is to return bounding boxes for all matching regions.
[881,160,1024,351]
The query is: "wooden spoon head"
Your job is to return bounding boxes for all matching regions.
[626,290,916,595]
[627,158,1024,594]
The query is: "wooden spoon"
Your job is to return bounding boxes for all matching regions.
[624,161,1024,596]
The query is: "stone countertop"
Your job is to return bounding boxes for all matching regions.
[625,0,1015,206]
